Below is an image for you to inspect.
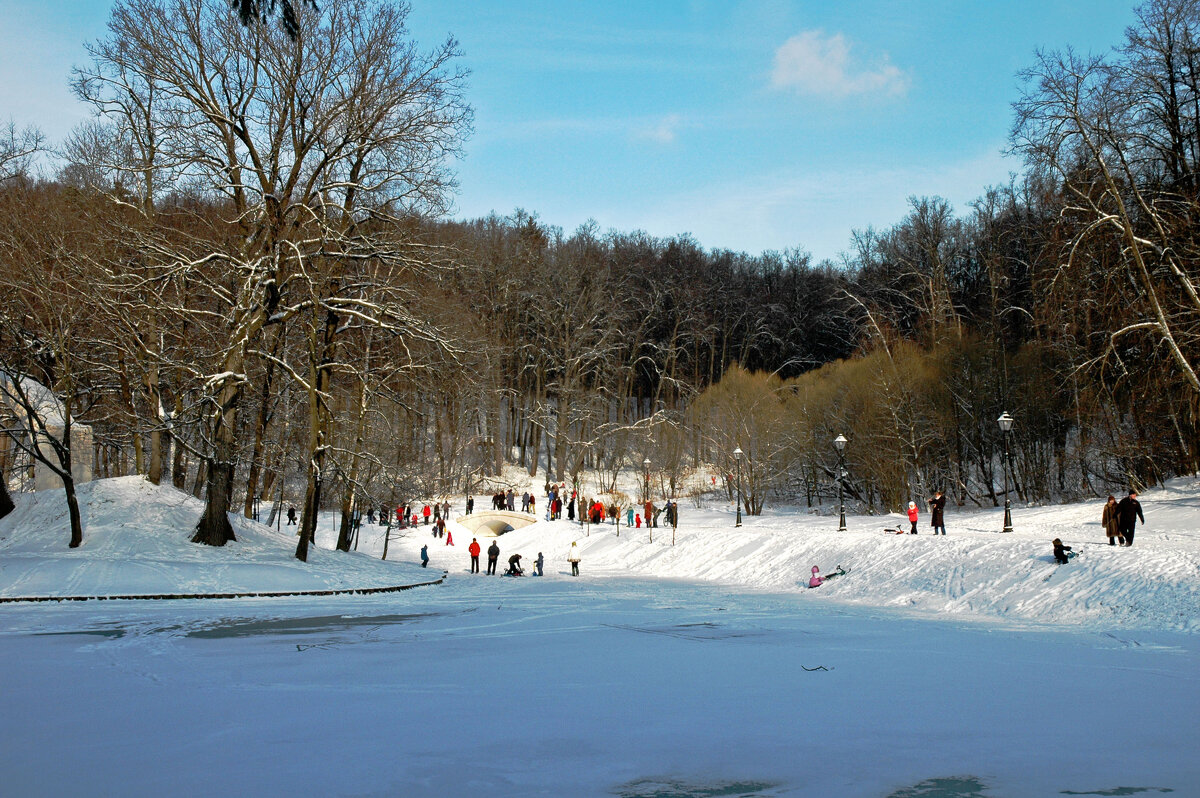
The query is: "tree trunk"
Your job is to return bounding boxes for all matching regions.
[64,476,83,548]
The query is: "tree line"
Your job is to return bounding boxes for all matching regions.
[1,0,1197,552]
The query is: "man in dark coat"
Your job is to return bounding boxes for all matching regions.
[1117,490,1145,547]
[929,491,947,535]
[487,540,500,575]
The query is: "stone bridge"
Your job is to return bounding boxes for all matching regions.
[455,510,539,536]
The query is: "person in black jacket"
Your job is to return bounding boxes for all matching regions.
[1052,538,1073,565]
[486,541,500,575]
[929,490,947,535]
[506,553,523,576]
[1117,490,1145,547]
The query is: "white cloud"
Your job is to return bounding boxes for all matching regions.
[771,30,909,99]
[635,114,683,144]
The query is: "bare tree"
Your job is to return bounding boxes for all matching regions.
[79,0,471,550]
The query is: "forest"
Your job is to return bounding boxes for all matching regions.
[0,0,1197,554]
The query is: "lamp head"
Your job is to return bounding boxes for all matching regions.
[833,434,847,451]
[997,411,1014,432]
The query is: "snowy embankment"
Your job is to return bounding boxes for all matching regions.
[0,476,430,598]
[443,479,1200,633]
[3,474,1198,633]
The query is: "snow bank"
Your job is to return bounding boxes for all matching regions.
[0,476,430,597]
[445,478,1200,633]
[3,474,1198,633]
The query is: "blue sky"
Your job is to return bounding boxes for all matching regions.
[3,0,1137,261]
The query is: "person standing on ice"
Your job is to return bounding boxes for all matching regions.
[568,541,581,576]
[487,540,500,575]
[1101,495,1120,545]
[468,538,481,572]
[1117,490,1144,547]
[907,501,919,534]
[929,491,946,535]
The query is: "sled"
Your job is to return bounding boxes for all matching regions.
[883,527,906,535]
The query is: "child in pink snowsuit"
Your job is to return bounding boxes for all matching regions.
[809,565,825,588]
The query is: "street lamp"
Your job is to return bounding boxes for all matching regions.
[734,447,743,528]
[833,434,848,531]
[998,411,1014,533]
[643,457,651,503]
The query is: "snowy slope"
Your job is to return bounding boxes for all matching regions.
[0,476,431,597]
[2,474,1198,633]
[429,478,1200,633]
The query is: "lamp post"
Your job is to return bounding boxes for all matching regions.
[643,458,651,503]
[998,411,1014,533]
[734,447,743,528]
[834,434,848,531]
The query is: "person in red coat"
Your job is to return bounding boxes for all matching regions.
[907,501,919,534]
[468,538,481,573]
[422,504,431,525]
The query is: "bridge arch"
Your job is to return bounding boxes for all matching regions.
[455,510,538,537]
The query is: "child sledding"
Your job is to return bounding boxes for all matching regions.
[1052,538,1076,565]
[807,564,848,588]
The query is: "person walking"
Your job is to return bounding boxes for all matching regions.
[521,491,530,512]
[445,526,454,546]
[929,491,946,535]
[1102,495,1120,545]
[626,507,634,528]
[468,538,481,572]
[466,496,474,515]
[487,540,500,575]
[907,501,919,534]
[286,506,297,525]
[420,544,429,568]
[568,541,581,576]
[1117,490,1144,546]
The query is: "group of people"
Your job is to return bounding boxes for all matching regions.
[1101,491,1145,547]
[1055,490,1146,564]
[426,535,582,577]
[904,491,947,535]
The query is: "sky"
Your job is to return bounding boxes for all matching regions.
[2,0,1140,262]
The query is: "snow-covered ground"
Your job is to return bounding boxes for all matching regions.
[1,476,1198,796]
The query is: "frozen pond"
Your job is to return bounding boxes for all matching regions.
[1,576,1196,797]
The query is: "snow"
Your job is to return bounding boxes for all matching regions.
[1,475,1198,796]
